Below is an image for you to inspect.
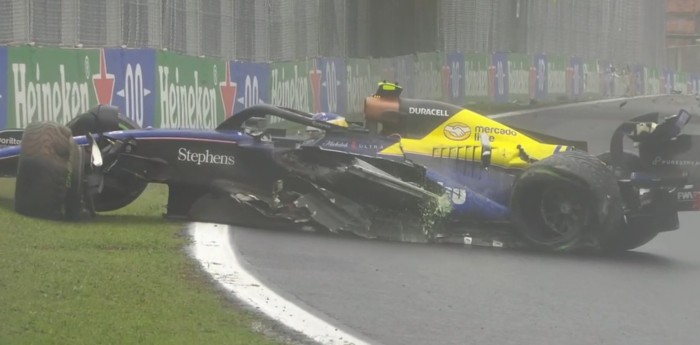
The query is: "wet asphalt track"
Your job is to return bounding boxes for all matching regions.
[229,95,700,345]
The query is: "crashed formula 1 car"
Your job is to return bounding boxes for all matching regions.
[0,81,699,252]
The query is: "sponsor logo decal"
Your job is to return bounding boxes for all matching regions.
[408,107,450,116]
[321,140,349,149]
[92,49,115,106]
[677,190,700,201]
[12,62,91,127]
[348,139,384,151]
[357,143,383,150]
[0,137,20,146]
[346,63,373,114]
[237,74,263,110]
[116,61,152,127]
[444,122,472,141]
[508,60,529,95]
[466,58,488,98]
[652,156,700,167]
[177,147,235,166]
[159,66,220,129]
[474,126,517,137]
[271,64,309,113]
[219,63,237,119]
[103,47,156,128]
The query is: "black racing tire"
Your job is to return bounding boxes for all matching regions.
[596,151,659,252]
[596,151,645,179]
[66,105,147,212]
[509,150,625,251]
[14,122,92,221]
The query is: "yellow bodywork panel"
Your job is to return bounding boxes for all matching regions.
[379,108,566,169]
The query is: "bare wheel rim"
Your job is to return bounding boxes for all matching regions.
[538,185,589,242]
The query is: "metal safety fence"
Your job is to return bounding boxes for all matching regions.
[668,45,700,74]
[0,0,669,68]
[0,0,347,62]
[438,0,667,69]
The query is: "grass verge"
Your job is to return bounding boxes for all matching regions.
[0,178,282,345]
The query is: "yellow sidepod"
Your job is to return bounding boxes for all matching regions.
[380,108,566,169]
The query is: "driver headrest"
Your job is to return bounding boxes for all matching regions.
[68,104,121,136]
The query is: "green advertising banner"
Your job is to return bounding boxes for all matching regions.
[547,55,567,98]
[2,44,683,131]
[8,46,101,129]
[645,67,660,95]
[414,52,443,101]
[266,59,316,129]
[156,51,228,129]
[346,58,373,115]
[269,59,313,113]
[464,53,489,103]
[582,59,601,97]
[507,53,530,102]
[674,72,688,94]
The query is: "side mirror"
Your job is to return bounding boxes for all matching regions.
[480,133,492,169]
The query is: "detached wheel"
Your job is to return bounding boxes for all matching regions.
[509,151,624,251]
[14,122,93,220]
[67,104,147,212]
[597,151,659,252]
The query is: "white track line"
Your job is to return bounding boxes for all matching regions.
[188,222,375,345]
[490,94,666,119]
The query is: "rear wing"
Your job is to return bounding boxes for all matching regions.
[610,110,700,212]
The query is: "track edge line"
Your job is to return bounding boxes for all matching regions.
[187,222,377,345]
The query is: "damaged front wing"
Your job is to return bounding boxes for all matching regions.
[227,151,455,243]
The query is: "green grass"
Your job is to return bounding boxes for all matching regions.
[0,178,282,345]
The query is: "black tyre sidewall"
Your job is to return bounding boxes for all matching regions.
[14,122,88,221]
[510,151,624,251]
[64,145,95,220]
[510,165,597,250]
